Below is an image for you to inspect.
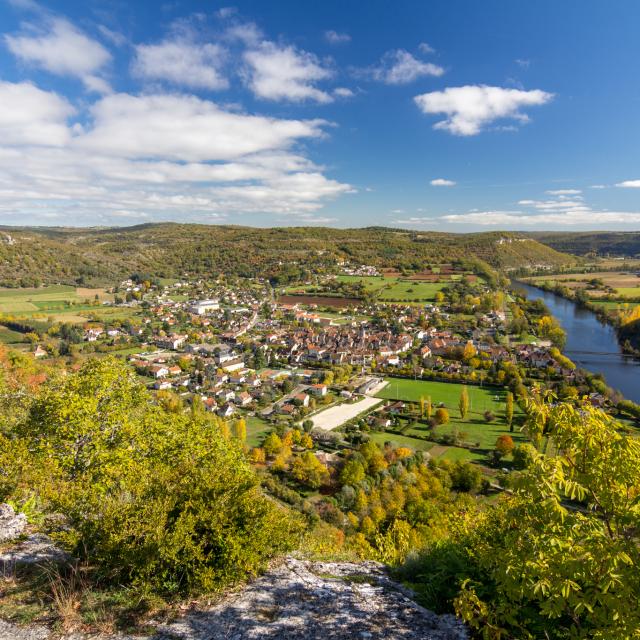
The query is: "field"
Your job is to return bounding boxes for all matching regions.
[0,286,114,316]
[527,271,640,298]
[336,275,454,302]
[375,378,526,464]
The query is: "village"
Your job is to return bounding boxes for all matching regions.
[36,266,610,469]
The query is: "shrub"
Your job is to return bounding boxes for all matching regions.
[7,358,304,596]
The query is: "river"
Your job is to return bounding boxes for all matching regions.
[513,281,640,403]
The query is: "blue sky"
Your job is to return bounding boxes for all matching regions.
[1,0,640,230]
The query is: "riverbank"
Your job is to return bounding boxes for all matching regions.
[513,281,640,403]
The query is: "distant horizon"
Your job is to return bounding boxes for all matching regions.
[1,0,640,230]
[2,221,640,235]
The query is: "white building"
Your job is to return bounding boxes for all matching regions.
[190,299,220,315]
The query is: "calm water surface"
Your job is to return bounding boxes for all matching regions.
[513,281,640,403]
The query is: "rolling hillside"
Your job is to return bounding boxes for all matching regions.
[0,225,577,286]
[528,232,640,257]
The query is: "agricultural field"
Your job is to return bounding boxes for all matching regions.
[526,270,640,298]
[375,378,526,464]
[0,285,113,316]
[335,275,455,302]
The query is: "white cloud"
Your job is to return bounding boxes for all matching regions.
[439,209,640,227]
[616,180,640,188]
[5,17,111,93]
[418,42,435,54]
[414,85,553,135]
[224,21,262,45]
[590,184,607,189]
[0,81,352,225]
[0,80,73,146]
[216,7,237,19]
[430,178,456,187]
[133,39,228,90]
[515,58,531,68]
[325,30,350,44]
[546,189,581,195]
[333,87,354,98]
[97,25,126,47]
[77,93,328,161]
[243,41,333,103]
[369,49,444,84]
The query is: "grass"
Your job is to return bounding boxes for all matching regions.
[375,377,526,459]
[0,325,27,344]
[246,415,272,447]
[368,431,435,451]
[335,275,449,302]
[616,287,640,297]
[0,286,114,320]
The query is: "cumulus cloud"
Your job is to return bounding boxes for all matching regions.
[414,85,553,135]
[616,180,640,188]
[430,178,456,187]
[77,93,327,161]
[0,81,74,146]
[5,17,112,93]
[324,30,350,44]
[366,49,443,84]
[242,41,333,102]
[132,39,228,90]
[0,81,351,225]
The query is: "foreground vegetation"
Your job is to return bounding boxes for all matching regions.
[0,352,638,638]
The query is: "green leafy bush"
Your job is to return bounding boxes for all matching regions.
[6,357,304,596]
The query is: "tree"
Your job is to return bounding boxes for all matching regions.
[232,418,247,442]
[435,407,450,425]
[263,432,283,457]
[425,395,432,420]
[340,459,366,486]
[291,452,329,489]
[454,402,640,639]
[458,388,469,420]
[505,391,514,432]
[511,443,536,470]
[495,434,514,457]
[463,342,477,361]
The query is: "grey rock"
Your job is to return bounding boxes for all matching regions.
[0,533,68,568]
[0,556,467,639]
[0,503,27,543]
[0,619,49,640]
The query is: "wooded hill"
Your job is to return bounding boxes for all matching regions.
[528,231,640,257]
[0,224,576,286]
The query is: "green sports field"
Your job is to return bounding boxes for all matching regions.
[375,377,527,459]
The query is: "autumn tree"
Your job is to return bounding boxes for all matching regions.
[232,418,247,442]
[458,387,469,420]
[505,391,514,432]
[495,434,514,457]
[263,432,283,457]
[291,451,329,489]
[435,407,450,425]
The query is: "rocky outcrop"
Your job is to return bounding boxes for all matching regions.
[0,503,27,543]
[153,557,467,640]
[0,552,466,639]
